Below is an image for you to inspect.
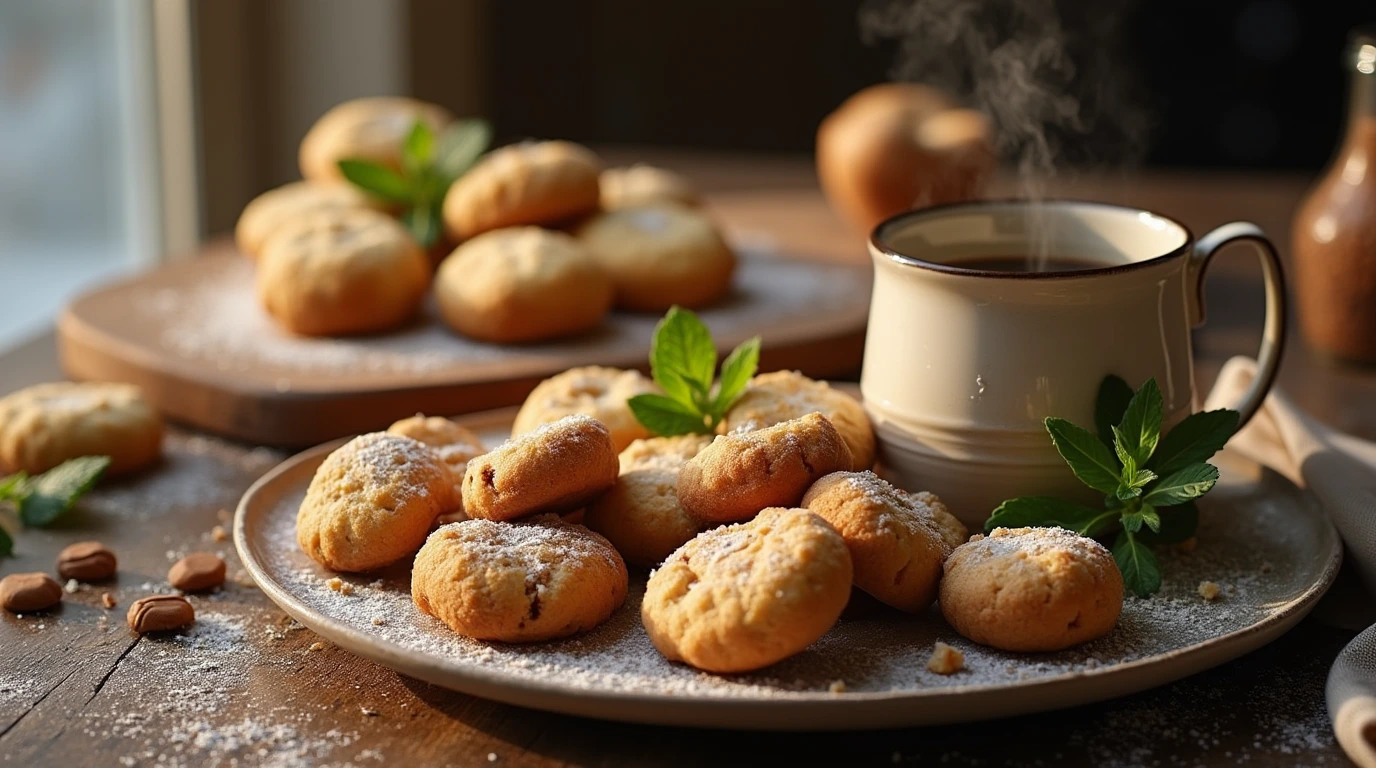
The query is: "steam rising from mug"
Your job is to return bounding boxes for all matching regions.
[858,0,1149,192]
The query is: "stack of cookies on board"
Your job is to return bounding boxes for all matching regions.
[296,366,1125,674]
[236,97,737,342]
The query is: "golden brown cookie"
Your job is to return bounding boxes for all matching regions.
[0,382,162,477]
[257,208,430,336]
[463,414,619,522]
[512,366,657,452]
[299,97,453,184]
[723,371,875,471]
[412,514,627,642]
[584,435,712,568]
[801,471,957,613]
[434,227,613,343]
[939,526,1124,652]
[599,165,700,210]
[677,413,852,524]
[296,432,458,572]
[576,204,736,312]
[386,414,485,487]
[641,507,852,673]
[904,489,969,550]
[442,141,601,239]
[235,181,375,260]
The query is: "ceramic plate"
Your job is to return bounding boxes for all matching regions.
[235,406,1342,731]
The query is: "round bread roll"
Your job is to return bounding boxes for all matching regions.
[235,181,375,260]
[722,370,876,471]
[462,414,619,522]
[576,204,736,312]
[442,141,601,240]
[599,165,700,210]
[0,382,162,477]
[412,514,628,643]
[512,366,657,452]
[296,433,459,572]
[299,97,453,184]
[940,526,1124,652]
[434,227,612,344]
[641,507,852,673]
[257,208,430,336]
[584,434,712,568]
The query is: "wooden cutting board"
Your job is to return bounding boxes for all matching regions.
[58,241,871,447]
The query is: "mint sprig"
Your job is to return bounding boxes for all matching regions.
[337,118,491,248]
[986,376,1239,597]
[629,307,760,436]
[0,456,111,556]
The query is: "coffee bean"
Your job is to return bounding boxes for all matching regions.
[0,572,63,612]
[168,552,226,592]
[126,595,194,633]
[56,541,118,581]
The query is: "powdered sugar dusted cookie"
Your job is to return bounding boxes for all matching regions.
[463,414,619,522]
[442,140,601,239]
[641,507,852,673]
[576,204,736,312]
[940,526,1124,652]
[512,366,657,452]
[584,434,712,568]
[0,382,162,477]
[235,181,375,260]
[599,165,700,210]
[722,370,875,471]
[412,514,627,642]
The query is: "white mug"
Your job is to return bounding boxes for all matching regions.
[861,200,1286,528]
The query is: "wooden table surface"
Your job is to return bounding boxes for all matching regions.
[2,152,1370,767]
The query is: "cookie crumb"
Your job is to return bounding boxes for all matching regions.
[101,592,116,609]
[309,642,326,652]
[326,577,354,595]
[63,579,80,594]
[371,616,386,626]
[1175,537,1198,554]
[1259,561,1273,574]
[1197,581,1221,601]
[361,707,379,717]
[926,642,965,675]
[487,754,498,763]
[828,679,846,694]
[211,525,229,542]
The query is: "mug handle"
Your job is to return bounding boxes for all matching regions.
[1188,222,1287,428]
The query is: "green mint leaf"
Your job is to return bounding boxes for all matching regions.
[984,496,1118,537]
[337,159,413,203]
[649,307,716,407]
[1121,504,1160,534]
[1095,374,1134,448]
[1114,377,1163,468]
[402,204,442,248]
[628,394,711,437]
[18,456,111,527]
[402,120,434,172]
[0,524,11,557]
[1149,409,1240,477]
[1115,485,1142,502]
[435,119,492,180]
[1112,426,1137,481]
[1044,417,1123,495]
[1142,463,1219,507]
[1126,468,1156,490]
[0,472,27,502]
[1112,529,1162,597]
[1138,501,1199,545]
[711,336,760,418]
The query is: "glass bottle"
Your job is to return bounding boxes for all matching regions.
[1293,27,1376,363]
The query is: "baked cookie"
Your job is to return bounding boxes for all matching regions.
[599,165,700,210]
[387,414,485,487]
[257,208,430,336]
[234,181,374,260]
[434,227,612,343]
[905,489,969,549]
[584,434,712,568]
[801,471,957,613]
[463,414,619,522]
[723,371,875,471]
[0,382,162,477]
[677,413,852,523]
[641,507,852,673]
[576,204,736,312]
[442,141,601,239]
[296,432,458,572]
[299,97,453,184]
[412,514,628,642]
[512,366,656,452]
[940,526,1124,652]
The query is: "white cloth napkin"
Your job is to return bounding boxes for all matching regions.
[1204,356,1376,768]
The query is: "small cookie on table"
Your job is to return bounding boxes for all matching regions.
[235,181,375,260]
[257,208,430,336]
[939,526,1124,652]
[387,414,485,488]
[299,97,453,184]
[412,514,628,643]
[722,370,876,471]
[599,165,700,210]
[296,433,458,572]
[433,227,613,344]
[0,382,162,477]
[576,204,736,312]
[442,140,601,240]
[677,413,852,524]
[641,507,852,673]
[463,414,619,522]
[512,366,657,452]
[584,434,712,568]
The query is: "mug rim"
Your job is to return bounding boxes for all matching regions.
[869,198,1197,280]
